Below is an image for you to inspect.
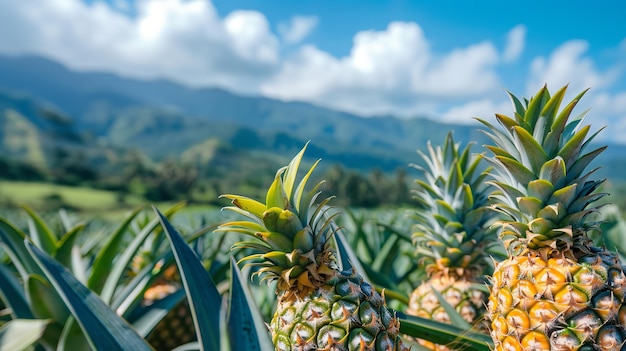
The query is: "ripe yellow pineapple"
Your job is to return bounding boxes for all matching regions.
[406,133,500,350]
[479,85,626,350]
[219,144,409,350]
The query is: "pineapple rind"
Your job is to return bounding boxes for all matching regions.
[270,269,405,351]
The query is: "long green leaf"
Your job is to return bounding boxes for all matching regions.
[227,256,273,351]
[0,265,32,318]
[113,252,174,317]
[87,205,145,294]
[25,241,153,351]
[54,223,86,271]
[155,207,221,351]
[57,316,91,351]
[398,313,492,351]
[430,287,472,330]
[0,218,43,278]
[100,203,182,304]
[332,224,372,284]
[26,274,70,323]
[22,205,58,254]
[131,289,186,337]
[171,342,201,351]
[0,319,49,351]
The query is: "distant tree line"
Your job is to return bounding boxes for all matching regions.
[0,153,417,208]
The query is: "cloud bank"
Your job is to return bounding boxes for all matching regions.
[0,0,625,142]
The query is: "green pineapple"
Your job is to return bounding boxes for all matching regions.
[219,144,409,350]
[479,85,626,350]
[406,132,500,350]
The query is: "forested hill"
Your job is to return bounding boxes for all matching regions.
[0,54,488,166]
[1,54,626,201]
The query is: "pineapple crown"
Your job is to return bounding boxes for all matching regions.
[217,143,338,299]
[477,85,607,254]
[411,132,499,279]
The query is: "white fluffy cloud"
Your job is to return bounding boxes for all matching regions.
[528,40,621,94]
[263,22,501,117]
[0,0,279,92]
[0,0,625,142]
[277,15,319,44]
[503,25,526,62]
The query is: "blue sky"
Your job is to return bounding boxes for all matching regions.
[1,0,625,142]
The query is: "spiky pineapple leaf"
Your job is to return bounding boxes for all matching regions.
[294,159,321,217]
[22,205,58,254]
[371,234,399,273]
[25,241,153,351]
[219,195,267,219]
[527,179,555,203]
[115,257,173,320]
[155,207,221,351]
[0,217,43,278]
[226,257,274,351]
[54,223,85,271]
[398,313,492,351]
[266,168,288,209]
[87,205,146,294]
[494,156,536,185]
[283,141,309,199]
[429,287,472,330]
[512,126,547,174]
[100,203,184,305]
[27,274,70,322]
[0,264,32,318]
[0,319,49,351]
[524,85,549,130]
[57,316,90,351]
[559,124,590,167]
[332,224,372,284]
[171,343,201,351]
[131,289,186,337]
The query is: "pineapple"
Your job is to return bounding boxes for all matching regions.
[219,144,409,351]
[131,252,196,351]
[406,132,500,350]
[479,85,626,350]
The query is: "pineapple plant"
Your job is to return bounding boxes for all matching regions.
[479,85,626,350]
[218,144,410,350]
[406,132,501,350]
[131,252,196,351]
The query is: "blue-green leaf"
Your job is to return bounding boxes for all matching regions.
[332,225,372,284]
[22,205,58,254]
[0,265,32,318]
[227,256,273,351]
[398,312,492,351]
[0,218,43,278]
[25,241,153,351]
[0,319,49,351]
[54,223,85,272]
[131,289,186,337]
[155,207,221,351]
[430,287,472,330]
[26,274,70,323]
[57,316,91,351]
[87,206,145,294]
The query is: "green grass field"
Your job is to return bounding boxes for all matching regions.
[0,181,145,213]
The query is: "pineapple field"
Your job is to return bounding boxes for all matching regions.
[2,85,626,351]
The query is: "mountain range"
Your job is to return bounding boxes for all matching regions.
[1,54,625,182]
